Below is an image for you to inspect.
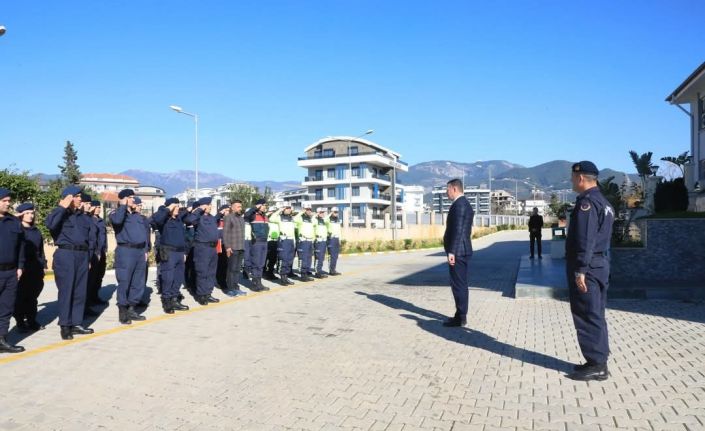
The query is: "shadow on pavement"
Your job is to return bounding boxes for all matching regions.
[357,291,574,374]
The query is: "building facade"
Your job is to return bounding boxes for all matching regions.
[297,136,409,225]
[273,188,310,212]
[432,186,491,215]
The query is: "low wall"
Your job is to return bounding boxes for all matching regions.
[611,218,705,297]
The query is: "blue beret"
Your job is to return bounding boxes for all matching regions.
[91,200,101,206]
[572,161,599,176]
[81,192,92,202]
[219,204,229,212]
[255,198,266,206]
[118,189,135,199]
[165,197,179,206]
[16,202,34,213]
[133,196,142,204]
[198,197,212,206]
[191,201,200,210]
[61,185,82,198]
[0,188,10,199]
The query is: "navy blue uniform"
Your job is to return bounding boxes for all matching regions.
[0,214,25,337]
[87,216,107,303]
[109,205,148,307]
[185,209,219,297]
[566,186,614,366]
[45,207,96,327]
[151,207,188,300]
[139,213,152,287]
[244,208,269,279]
[14,224,46,326]
[443,196,474,321]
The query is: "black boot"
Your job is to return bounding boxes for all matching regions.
[60,326,74,340]
[0,336,25,353]
[172,298,189,311]
[279,274,293,285]
[127,306,146,321]
[206,294,220,303]
[162,298,175,314]
[242,270,249,280]
[118,306,132,325]
[71,325,94,335]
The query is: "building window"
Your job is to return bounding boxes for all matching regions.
[314,170,323,181]
[327,168,335,178]
[336,165,346,180]
[352,206,361,218]
[700,97,705,130]
[323,149,335,157]
[314,147,322,158]
[349,146,359,155]
[352,186,360,197]
[327,188,335,198]
[336,185,346,200]
[315,189,323,200]
[352,167,360,177]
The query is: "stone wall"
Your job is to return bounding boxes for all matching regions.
[611,218,705,295]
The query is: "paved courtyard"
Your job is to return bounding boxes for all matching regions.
[2,230,704,431]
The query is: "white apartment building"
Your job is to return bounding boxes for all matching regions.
[297,136,409,225]
[432,186,491,215]
[273,188,310,212]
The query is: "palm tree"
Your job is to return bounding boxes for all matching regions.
[598,176,622,212]
[629,150,656,199]
[660,151,693,177]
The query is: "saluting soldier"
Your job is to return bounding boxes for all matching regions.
[150,198,190,314]
[565,161,615,381]
[0,188,26,353]
[13,203,47,333]
[244,199,270,292]
[263,209,280,281]
[86,200,108,307]
[184,197,220,305]
[293,203,315,282]
[312,207,329,279]
[269,204,296,285]
[325,207,342,276]
[109,189,148,324]
[45,185,96,340]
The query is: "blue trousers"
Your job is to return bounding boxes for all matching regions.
[277,239,295,276]
[249,239,267,278]
[327,237,340,272]
[193,244,217,296]
[314,239,327,273]
[449,254,470,318]
[567,262,610,365]
[0,269,18,336]
[159,250,185,300]
[53,249,89,326]
[115,246,146,307]
[14,264,44,324]
[297,240,313,273]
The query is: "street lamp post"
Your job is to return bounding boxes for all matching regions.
[347,129,374,227]
[0,25,6,36]
[169,105,199,195]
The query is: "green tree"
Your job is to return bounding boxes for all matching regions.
[226,183,263,208]
[628,150,657,200]
[0,168,60,242]
[598,176,622,212]
[58,140,81,185]
[660,151,692,177]
[548,193,562,216]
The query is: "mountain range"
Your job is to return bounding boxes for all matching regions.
[118,160,638,200]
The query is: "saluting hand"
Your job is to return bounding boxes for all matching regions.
[59,194,73,208]
[575,273,587,293]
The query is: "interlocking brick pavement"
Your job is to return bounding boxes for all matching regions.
[1,230,704,430]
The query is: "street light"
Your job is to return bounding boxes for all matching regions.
[347,129,374,227]
[0,25,6,36]
[169,105,199,195]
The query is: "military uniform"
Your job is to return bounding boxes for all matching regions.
[269,207,297,285]
[184,197,220,305]
[313,210,329,278]
[0,188,26,352]
[264,216,280,280]
[294,207,315,281]
[565,161,614,381]
[13,203,46,332]
[86,201,107,306]
[109,189,148,324]
[325,209,342,275]
[244,200,270,291]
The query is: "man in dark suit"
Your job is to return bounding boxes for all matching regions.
[442,179,474,327]
[528,207,544,259]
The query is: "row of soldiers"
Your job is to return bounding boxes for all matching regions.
[0,185,342,353]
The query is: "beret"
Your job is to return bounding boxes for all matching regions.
[164,197,180,206]
[61,185,82,198]
[198,197,212,206]
[0,188,10,199]
[191,201,200,210]
[572,161,599,176]
[219,204,229,212]
[80,192,92,202]
[133,196,142,204]
[118,189,135,199]
[16,202,34,213]
[255,198,266,206]
[91,200,101,206]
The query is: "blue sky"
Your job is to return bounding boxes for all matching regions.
[1,1,703,182]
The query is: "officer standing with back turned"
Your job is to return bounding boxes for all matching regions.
[565,161,614,381]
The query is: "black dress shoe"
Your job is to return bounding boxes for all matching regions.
[172,299,189,311]
[573,362,593,371]
[206,295,220,303]
[314,272,328,279]
[567,364,609,381]
[0,336,25,353]
[442,317,467,327]
[71,325,95,335]
[196,296,209,305]
[60,326,74,340]
[127,306,146,321]
[329,271,342,276]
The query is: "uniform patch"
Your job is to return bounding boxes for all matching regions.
[580,202,591,211]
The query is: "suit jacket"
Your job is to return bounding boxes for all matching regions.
[443,195,474,257]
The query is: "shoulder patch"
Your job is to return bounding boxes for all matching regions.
[580,202,591,211]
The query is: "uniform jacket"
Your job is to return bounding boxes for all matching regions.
[566,186,614,275]
[21,224,46,271]
[184,209,219,243]
[243,208,269,241]
[109,205,149,246]
[443,195,474,257]
[151,206,188,249]
[0,214,25,269]
[45,206,96,255]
